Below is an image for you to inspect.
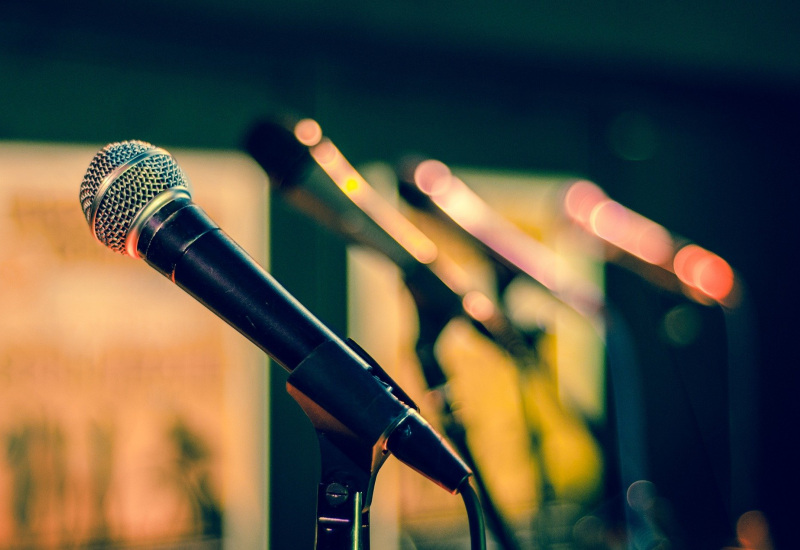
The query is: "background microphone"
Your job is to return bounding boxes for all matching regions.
[78,139,471,494]
[397,157,738,310]
[244,118,543,379]
[395,156,606,328]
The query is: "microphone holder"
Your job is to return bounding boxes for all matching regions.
[310,431,384,550]
[286,342,394,550]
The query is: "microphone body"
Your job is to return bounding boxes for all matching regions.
[80,141,470,494]
[138,195,331,370]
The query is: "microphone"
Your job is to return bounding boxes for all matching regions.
[79,139,471,494]
[395,157,607,327]
[244,119,541,378]
[398,157,738,309]
[560,178,739,307]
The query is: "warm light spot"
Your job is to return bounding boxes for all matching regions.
[565,180,736,307]
[414,159,453,196]
[309,138,439,265]
[589,200,630,243]
[674,244,705,284]
[736,510,772,549]
[407,236,439,264]
[586,198,673,265]
[674,244,734,303]
[342,177,361,195]
[436,180,489,229]
[421,167,604,320]
[294,118,323,146]
[634,222,673,265]
[564,180,607,225]
[695,254,735,302]
[462,291,496,322]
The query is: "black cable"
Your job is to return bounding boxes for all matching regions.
[461,481,487,550]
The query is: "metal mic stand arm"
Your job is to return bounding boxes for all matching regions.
[286,338,414,550]
[286,388,388,550]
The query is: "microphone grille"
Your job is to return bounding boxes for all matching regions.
[80,140,190,254]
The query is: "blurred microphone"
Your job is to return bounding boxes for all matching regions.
[398,158,738,309]
[79,140,471,494]
[396,157,606,327]
[560,179,739,308]
[244,118,538,550]
[244,118,540,374]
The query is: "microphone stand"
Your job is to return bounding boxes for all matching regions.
[287,391,386,550]
[308,429,384,550]
[285,339,418,550]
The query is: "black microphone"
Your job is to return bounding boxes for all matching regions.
[79,140,471,494]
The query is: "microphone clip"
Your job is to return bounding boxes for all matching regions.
[285,339,409,549]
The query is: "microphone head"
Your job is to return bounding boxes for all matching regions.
[80,140,191,256]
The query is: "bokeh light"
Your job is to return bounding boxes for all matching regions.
[674,244,735,304]
[293,118,323,147]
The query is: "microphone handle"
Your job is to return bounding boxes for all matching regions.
[139,195,334,370]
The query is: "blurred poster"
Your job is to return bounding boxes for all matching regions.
[0,143,267,549]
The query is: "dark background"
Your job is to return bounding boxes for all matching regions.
[2,2,798,548]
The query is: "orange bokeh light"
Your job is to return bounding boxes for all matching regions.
[563,180,739,305]
[635,224,673,265]
[736,510,773,550]
[312,139,338,165]
[410,160,606,321]
[587,199,672,266]
[589,200,631,244]
[674,244,735,303]
[294,118,323,147]
[309,139,439,265]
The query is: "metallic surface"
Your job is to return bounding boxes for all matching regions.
[80,141,191,255]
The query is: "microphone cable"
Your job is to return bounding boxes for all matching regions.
[460,480,488,550]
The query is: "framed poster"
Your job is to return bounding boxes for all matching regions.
[0,142,268,549]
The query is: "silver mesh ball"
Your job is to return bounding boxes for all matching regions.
[79,141,191,254]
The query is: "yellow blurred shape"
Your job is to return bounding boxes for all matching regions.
[436,319,603,517]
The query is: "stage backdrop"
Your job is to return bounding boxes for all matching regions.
[0,143,268,549]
